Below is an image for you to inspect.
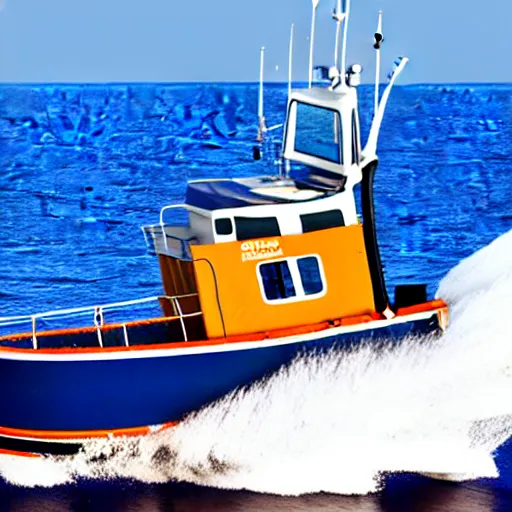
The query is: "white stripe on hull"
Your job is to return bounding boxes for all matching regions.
[0,310,439,362]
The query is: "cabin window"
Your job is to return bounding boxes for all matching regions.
[215,218,233,235]
[259,261,296,301]
[297,257,324,295]
[352,109,360,165]
[293,102,342,164]
[235,216,281,241]
[300,210,345,233]
[258,255,326,304]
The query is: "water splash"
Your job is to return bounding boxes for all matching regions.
[2,229,512,495]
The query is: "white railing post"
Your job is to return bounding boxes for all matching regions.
[122,324,129,347]
[31,315,38,349]
[173,297,188,342]
[96,327,104,348]
[94,306,104,348]
[94,306,105,326]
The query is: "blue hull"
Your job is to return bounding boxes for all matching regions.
[0,314,440,442]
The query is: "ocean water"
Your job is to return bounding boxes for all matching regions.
[0,82,512,510]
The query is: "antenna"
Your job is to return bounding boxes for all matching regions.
[333,0,345,70]
[288,24,294,101]
[374,11,384,117]
[340,0,351,84]
[308,0,320,88]
[257,46,265,142]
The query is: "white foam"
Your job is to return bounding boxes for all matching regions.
[0,454,72,487]
[2,228,512,495]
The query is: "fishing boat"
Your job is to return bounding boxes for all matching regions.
[0,3,448,458]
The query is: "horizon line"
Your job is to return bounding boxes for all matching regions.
[0,80,511,87]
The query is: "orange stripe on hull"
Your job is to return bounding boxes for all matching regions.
[0,421,179,441]
[340,314,375,326]
[0,300,448,355]
[396,299,447,317]
[0,448,41,458]
[265,321,331,340]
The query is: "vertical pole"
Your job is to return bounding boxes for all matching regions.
[285,23,294,179]
[340,0,351,84]
[31,316,38,350]
[258,46,265,141]
[94,306,104,348]
[333,0,342,69]
[308,0,320,88]
[123,324,129,347]
[288,24,294,102]
[258,46,264,119]
[174,298,188,342]
[374,11,383,117]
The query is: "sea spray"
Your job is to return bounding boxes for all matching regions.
[2,228,512,495]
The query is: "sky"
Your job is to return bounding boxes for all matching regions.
[0,0,510,84]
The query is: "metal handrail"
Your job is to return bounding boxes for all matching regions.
[0,294,198,325]
[1,293,203,349]
[159,204,189,226]
[158,202,207,224]
[142,223,196,239]
[159,204,190,254]
[142,224,196,260]
[140,202,204,260]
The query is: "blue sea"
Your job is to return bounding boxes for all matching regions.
[0,82,512,510]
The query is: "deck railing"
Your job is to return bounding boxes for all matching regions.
[0,294,202,349]
[142,224,196,260]
[141,204,200,260]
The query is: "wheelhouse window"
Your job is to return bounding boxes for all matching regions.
[293,102,342,164]
[300,209,345,233]
[258,255,326,304]
[215,218,233,235]
[235,216,281,241]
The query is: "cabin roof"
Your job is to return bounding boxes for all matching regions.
[185,171,347,211]
[290,87,351,110]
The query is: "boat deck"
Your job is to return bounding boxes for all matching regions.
[0,298,448,352]
[0,295,205,350]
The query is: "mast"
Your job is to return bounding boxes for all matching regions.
[308,0,320,88]
[257,46,265,142]
[333,0,345,71]
[340,0,351,83]
[288,23,294,102]
[374,11,384,117]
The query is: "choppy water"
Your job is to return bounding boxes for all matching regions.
[0,82,512,510]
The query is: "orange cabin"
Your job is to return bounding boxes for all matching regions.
[191,225,375,338]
